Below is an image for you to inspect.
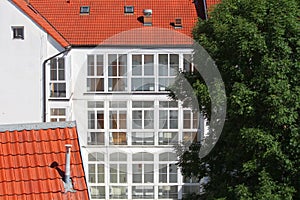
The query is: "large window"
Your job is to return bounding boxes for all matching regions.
[158,54,179,91]
[87,101,105,145]
[88,152,105,199]
[109,101,127,129]
[132,101,154,129]
[50,57,66,97]
[108,54,127,91]
[131,54,155,91]
[159,152,178,183]
[109,152,127,199]
[87,55,104,92]
[159,101,178,129]
[132,153,154,183]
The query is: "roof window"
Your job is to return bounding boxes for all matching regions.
[124,6,134,14]
[80,6,90,14]
[174,18,182,28]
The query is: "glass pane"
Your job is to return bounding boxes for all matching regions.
[144,55,154,75]
[170,54,179,76]
[108,54,117,66]
[159,54,168,76]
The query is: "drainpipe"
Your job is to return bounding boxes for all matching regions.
[42,46,71,122]
[64,144,76,193]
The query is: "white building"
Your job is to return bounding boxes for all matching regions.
[0,0,214,199]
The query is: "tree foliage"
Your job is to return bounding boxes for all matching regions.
[174,0,300,199]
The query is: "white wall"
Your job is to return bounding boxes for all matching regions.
[0,1,61,124]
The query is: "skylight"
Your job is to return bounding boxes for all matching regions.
[80,6,90,14]
[124,6,134,14]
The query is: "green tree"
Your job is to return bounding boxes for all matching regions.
[174,0,300,199]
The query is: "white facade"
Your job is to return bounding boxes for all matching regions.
[1,1,204,199]
[0,0,62,124]
[46,48,204,199]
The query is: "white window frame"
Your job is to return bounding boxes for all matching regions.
[87,54,105,92]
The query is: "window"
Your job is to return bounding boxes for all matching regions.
[110,186,127,199]
[132,132,154,145]
[110,132,127,145]
[158,132,178,145]
[88,152,105,197]
[183,54,193,72]
[158,54,179,91]
[108,54,127,91]
[90,186,105,199]
[132,186,154,199]
[132,153,154,183]
[80,6,90,14]
[12,26,24,39]
[182,185,200,198]
[50,108,66,122]
[88,153,105,183]
[87,55,104,92]
[183,109,199,129]
[124,6,134,14]
[132,101,154,129]
[109,152,127,199]
[50,57,66,97]
[131,54,155,91]
[183,132,199,143]
[159,101,178,129]
[159,153,178,183]
[87,101,105,145]
[158,186,178,199]
[109,101,127,129]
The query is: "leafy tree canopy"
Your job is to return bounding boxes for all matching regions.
[174,0,300,199]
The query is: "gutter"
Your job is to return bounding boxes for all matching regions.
[42,46,71,122]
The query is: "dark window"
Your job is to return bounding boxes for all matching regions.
[80,6,90,14]
[124,6,134,14]
[12,27,24,39]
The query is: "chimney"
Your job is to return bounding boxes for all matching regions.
[64,144,76,193]
[143,9,152,26]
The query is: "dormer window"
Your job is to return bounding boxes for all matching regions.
[124,6,134,14]
[80,6,90,14]
[12,26,24,39]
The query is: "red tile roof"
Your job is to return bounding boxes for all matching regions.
[11,0,70,47]
[0,122,89,200]
[19,0,200,46]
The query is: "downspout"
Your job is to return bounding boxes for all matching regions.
[42,46,71,122]
[202,0,208,20]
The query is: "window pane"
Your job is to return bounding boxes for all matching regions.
[90,186,105,199]
[159,54,168,76]
[144,55,154,75]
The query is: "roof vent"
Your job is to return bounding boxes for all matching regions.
[124,6,134,14]
[80,6,90,14]
[64,144,76,193]
[143,9,152,26]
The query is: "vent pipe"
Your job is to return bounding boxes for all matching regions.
[64,144,76,193]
